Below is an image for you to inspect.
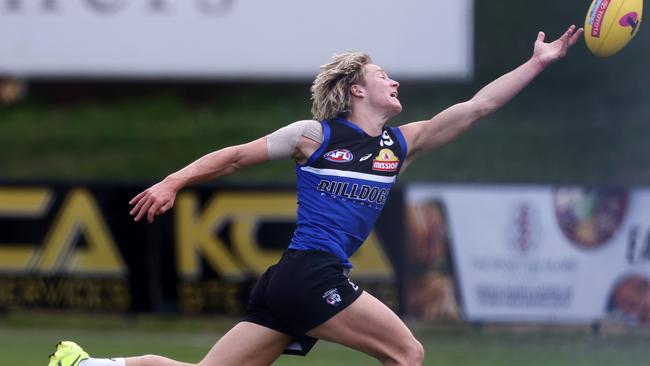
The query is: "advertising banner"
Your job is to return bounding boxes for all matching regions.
[403,196,460,321]
[407,184,650,325]
[0,182,402,314]
[0,0,473,80]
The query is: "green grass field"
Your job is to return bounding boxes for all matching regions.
[2,311,649,366]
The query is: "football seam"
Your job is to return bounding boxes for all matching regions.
[595,0,627,55]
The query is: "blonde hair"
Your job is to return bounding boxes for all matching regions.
[310,52,372,121]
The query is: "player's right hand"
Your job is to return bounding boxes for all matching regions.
[129,181,177,223]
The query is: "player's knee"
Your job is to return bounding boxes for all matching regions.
[382,337,424,366]
[404,338,425,365]
[393,338,424,366]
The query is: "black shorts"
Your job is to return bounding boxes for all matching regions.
[243,249,363,356]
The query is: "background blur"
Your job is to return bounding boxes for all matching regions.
[1,1,649,365]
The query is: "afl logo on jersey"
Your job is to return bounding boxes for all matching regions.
[372,149,400,172]
[324,149,353,163]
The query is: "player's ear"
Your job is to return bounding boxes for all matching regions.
[350,84,365,98]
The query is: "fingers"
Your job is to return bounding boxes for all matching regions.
[129,190,146,205]
[562,25,583,44]
[134,198,167,223]
[539,25,579,45]
[562,25,576,40]
[157,201,174,215]
[552,25,583,56]
[146,199,173,223]
[129,193,148,217]
[135,197,155,222]
[147,204,159,223]
[569,27,584,46]
[130,189,174,223]
[129,189,156,222]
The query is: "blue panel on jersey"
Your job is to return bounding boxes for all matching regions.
[288,119,406,268]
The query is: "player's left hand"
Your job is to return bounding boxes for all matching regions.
[533,25,584,66]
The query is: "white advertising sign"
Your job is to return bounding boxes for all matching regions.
[407,184,650,324]
[0,0,473,80]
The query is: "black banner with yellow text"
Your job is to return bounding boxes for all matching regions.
[0,182,404,314]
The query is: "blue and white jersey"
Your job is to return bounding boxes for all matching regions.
[288,118,407,268]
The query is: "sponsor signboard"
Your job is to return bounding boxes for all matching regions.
[403,196,461,321]
[407,184,650,325]
[0,182,401,313]
[0,0,473,80]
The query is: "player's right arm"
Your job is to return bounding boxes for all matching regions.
[129,120,322,223]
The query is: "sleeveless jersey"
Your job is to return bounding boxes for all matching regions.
[288,118,407,268]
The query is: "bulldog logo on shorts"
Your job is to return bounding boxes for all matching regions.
[322,288,342,306]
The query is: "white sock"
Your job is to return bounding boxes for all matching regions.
[80,358,126,366]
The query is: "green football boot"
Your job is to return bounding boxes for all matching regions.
[48,341,89,366]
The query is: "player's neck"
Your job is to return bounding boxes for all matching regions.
[346,108,388,137]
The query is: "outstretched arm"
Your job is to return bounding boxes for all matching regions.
[400,25,583,165]
[129,120,323,223]
[129,137,270,222]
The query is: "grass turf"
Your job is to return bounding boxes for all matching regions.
[2,311,649,366]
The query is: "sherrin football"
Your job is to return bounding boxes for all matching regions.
[584,0,643,57]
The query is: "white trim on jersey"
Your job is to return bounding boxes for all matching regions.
[300,166,396,183]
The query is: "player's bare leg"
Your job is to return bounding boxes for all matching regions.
[307,291,424,366]
[198,322,292,366]
[120,322,291,366]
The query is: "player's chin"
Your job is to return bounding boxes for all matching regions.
[390,100,403,115]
